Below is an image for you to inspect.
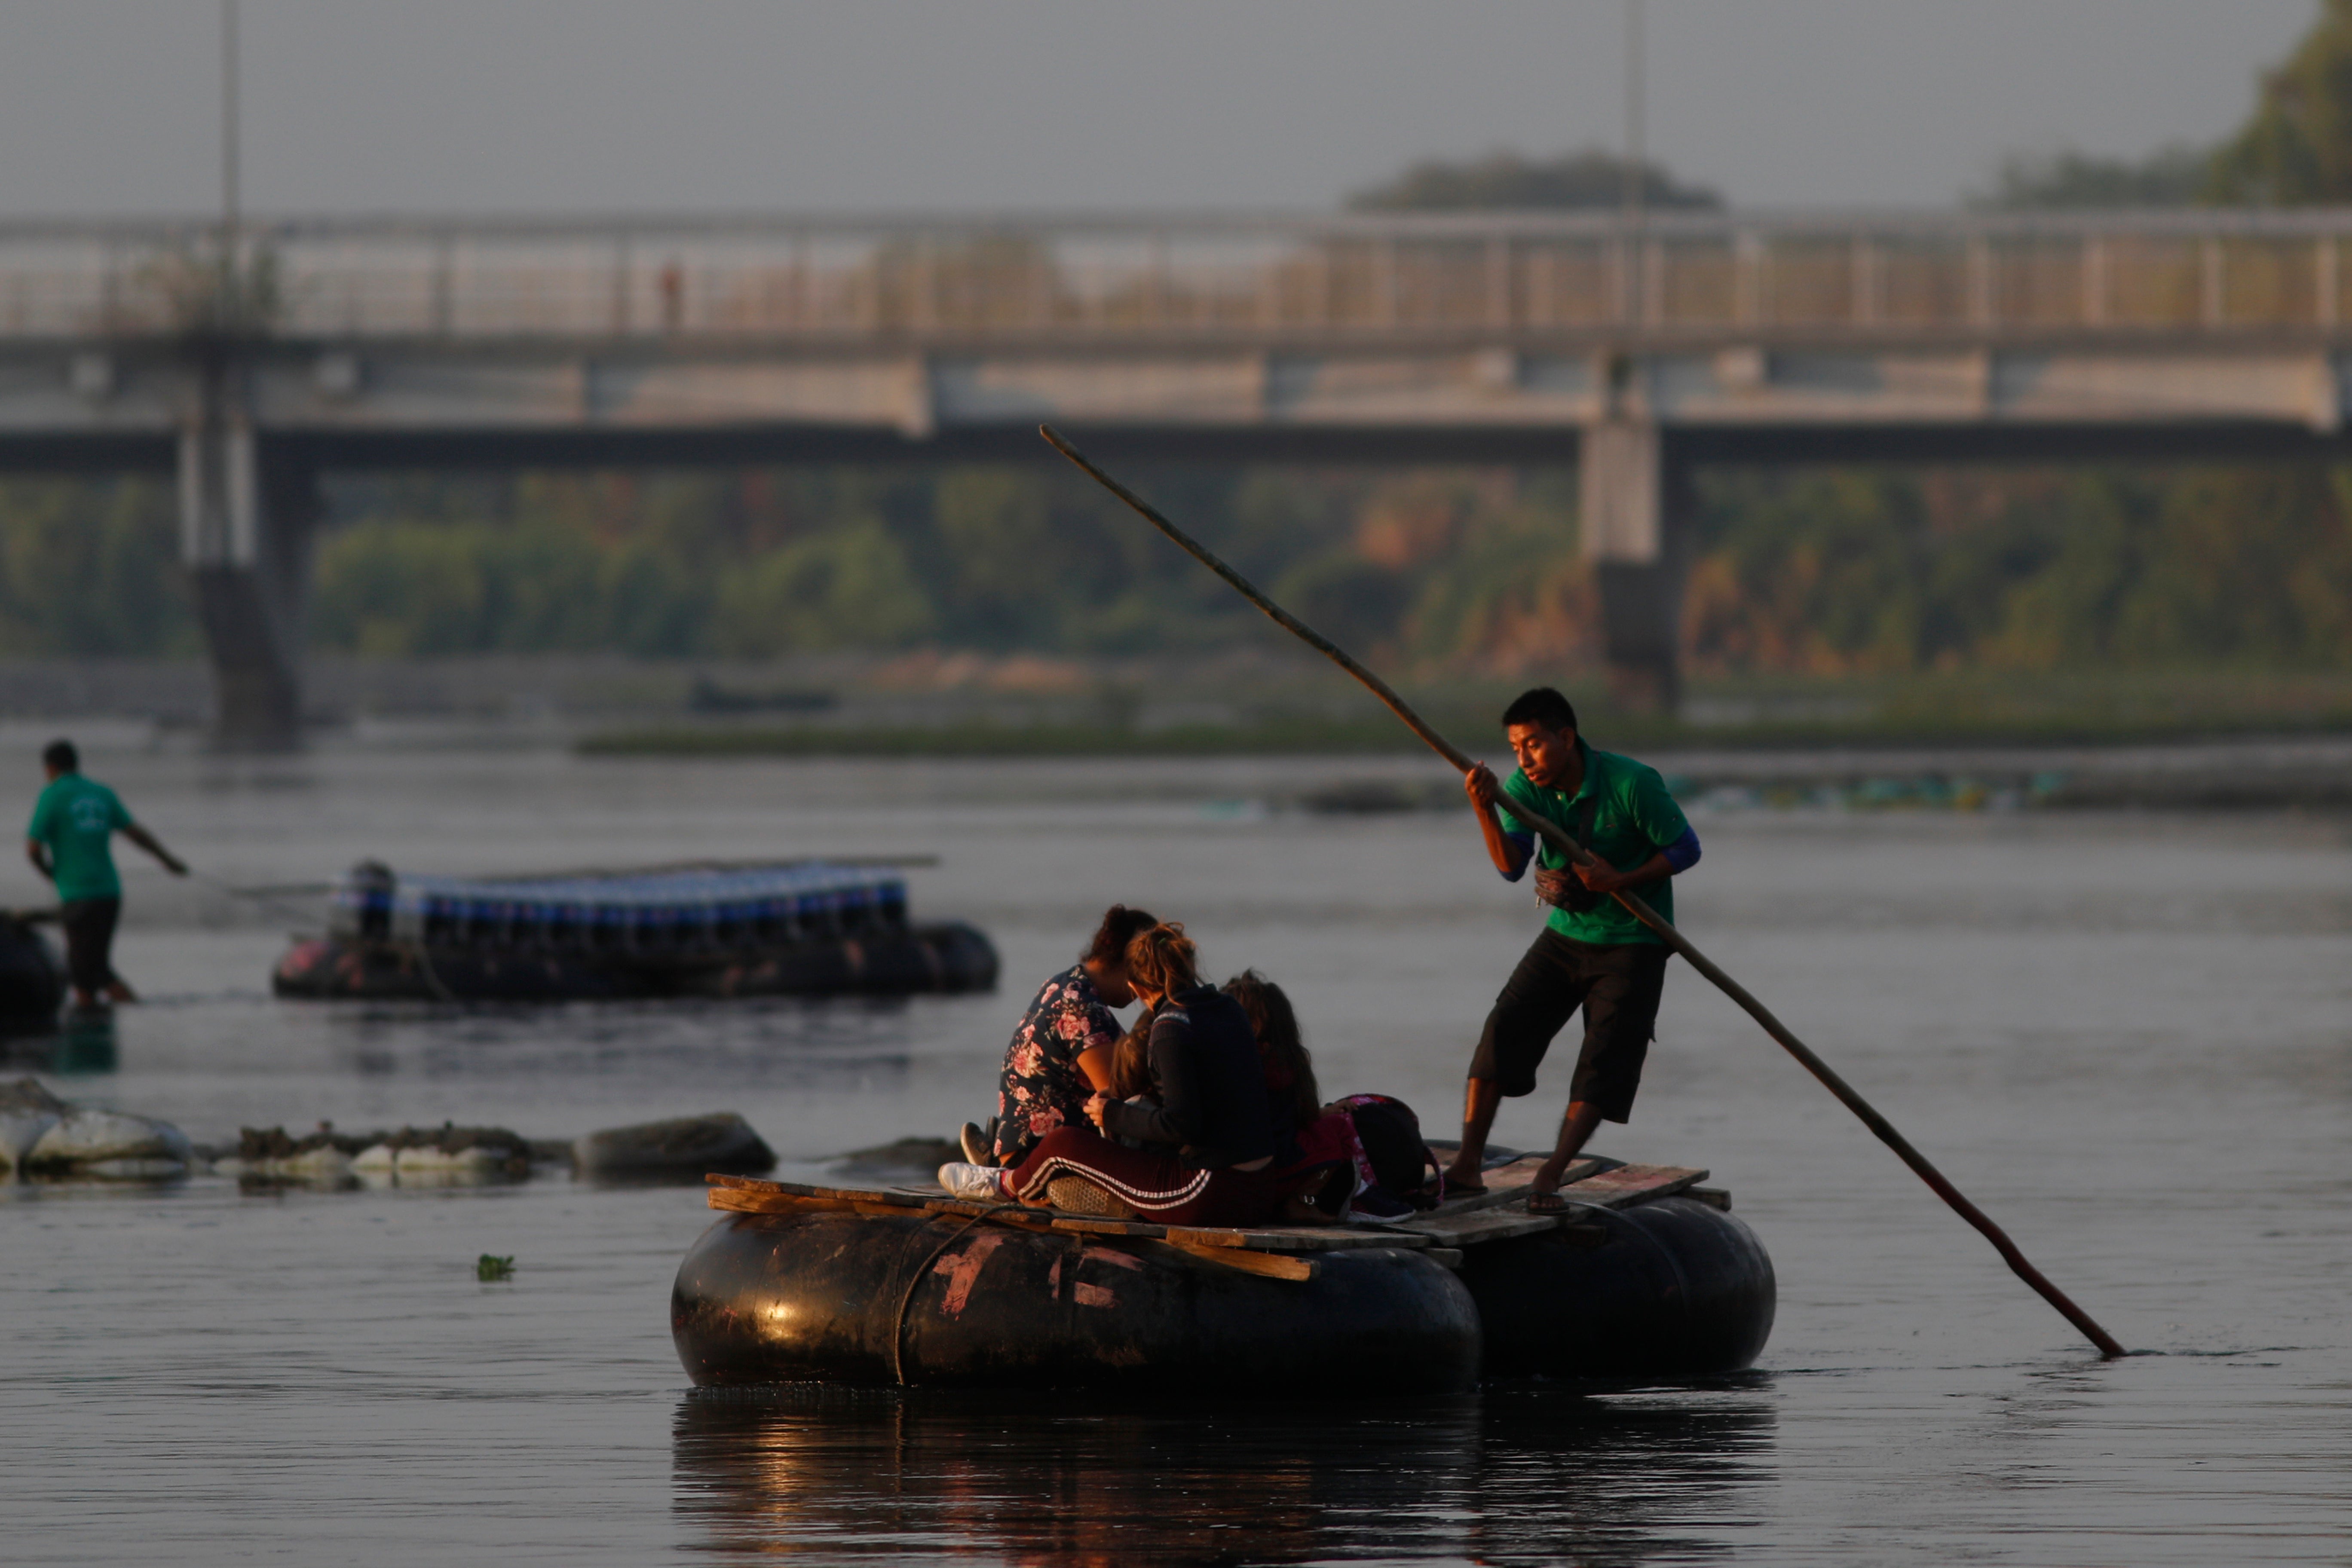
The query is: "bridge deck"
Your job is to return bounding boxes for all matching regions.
[7,208,2352,345]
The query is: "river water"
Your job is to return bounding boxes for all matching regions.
[2,734,2346,1565]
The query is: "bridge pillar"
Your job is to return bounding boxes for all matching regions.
[179,376,315,750]
[1580,418,1687,714]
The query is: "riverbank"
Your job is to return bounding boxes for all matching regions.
[12,654,2352,757]
[577,663,2352,760]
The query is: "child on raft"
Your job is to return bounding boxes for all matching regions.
[939,922,1284,1228]
[1217,968,1322,1159]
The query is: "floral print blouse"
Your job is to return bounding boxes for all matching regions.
[993,963,1121,1163]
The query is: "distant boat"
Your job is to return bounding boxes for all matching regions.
[272,859,997,1003]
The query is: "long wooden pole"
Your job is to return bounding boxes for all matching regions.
[1040,423,2127,1360]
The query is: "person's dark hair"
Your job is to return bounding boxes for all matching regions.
[1224,969,1319,1130]
[1108,1012,1155,1101]
[1501,687,1578,735]
[1084,904,1158,968]
[42,739,77,773]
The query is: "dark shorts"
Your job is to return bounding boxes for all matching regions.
[1467,930,1670,1123]
[59,897,121,994]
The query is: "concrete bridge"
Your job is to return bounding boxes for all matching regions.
[8,207,2352,743]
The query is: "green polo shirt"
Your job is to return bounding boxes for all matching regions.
[28,772,133,903]
[1500,740,1690,946]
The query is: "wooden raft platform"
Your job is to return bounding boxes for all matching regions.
[706,1157,1721,1283]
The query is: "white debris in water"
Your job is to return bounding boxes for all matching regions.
[277,1145,355,1178]
[25,1110,191,1172]
[213,1145,355,1180]
[393,1144,505,1173]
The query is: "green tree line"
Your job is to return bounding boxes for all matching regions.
[13,452,2352,677]
[303,465,1588,668]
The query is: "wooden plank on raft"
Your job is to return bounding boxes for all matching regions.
[1044,1215,1164,1237]
[707,1175,933,1210]
[1427,1155,1608,1215]
[707,1182,1051,1228]
[1556,1163,1709,1210]
[703,1169,1714,1252]
[710,1187,931,1221]
[1391,1204,1565,1248]
[1161,1224,1430,1253]
[1383,1163,1712,1247]
[1161,1241,1319,1282]
[707,1186,821,1214]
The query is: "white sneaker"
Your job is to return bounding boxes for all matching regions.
[937,1162,1007,1201]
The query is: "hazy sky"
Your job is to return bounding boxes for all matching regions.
[0,1,2319,217]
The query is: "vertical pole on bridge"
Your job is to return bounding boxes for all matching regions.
[180,0,312,751]
[1589,0,1681,716]
[220,0,239,249]
[181,362,315,751]
[1622,0,1646,324]
[1580,411,1686,715]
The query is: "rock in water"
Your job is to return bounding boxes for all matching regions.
[24,1108,192,1176]
[574,1113,775,1180]
[0,1078,64,1169]
[0,1077,66,1115]
[0,1108,58,1171]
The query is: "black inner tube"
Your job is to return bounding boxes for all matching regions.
[889,1210,993,1386]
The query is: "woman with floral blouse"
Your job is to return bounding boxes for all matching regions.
[970,904,1158,1167]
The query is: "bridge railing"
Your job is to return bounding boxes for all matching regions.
[5,211,2352,341]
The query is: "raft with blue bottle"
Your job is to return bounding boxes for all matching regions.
[670,1149,1775,1392]
[272,858,998,1002]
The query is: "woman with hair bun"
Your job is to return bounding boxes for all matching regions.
[969,904,1157,1167]
[939,922,1280,1227]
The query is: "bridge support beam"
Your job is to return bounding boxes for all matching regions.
[179,378,315,750]
[1580,418,1687,714]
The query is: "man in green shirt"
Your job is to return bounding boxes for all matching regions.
[1442,688,1702,1212]
[25,739,186,1007]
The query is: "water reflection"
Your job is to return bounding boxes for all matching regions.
[673,1383,1773,1564]
[0,1009,116,1076]
[317,995,929,1093]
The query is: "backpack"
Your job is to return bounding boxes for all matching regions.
[1308,1093,1443,1219]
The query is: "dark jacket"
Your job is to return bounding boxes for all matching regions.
[1098,986,1276,1169]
